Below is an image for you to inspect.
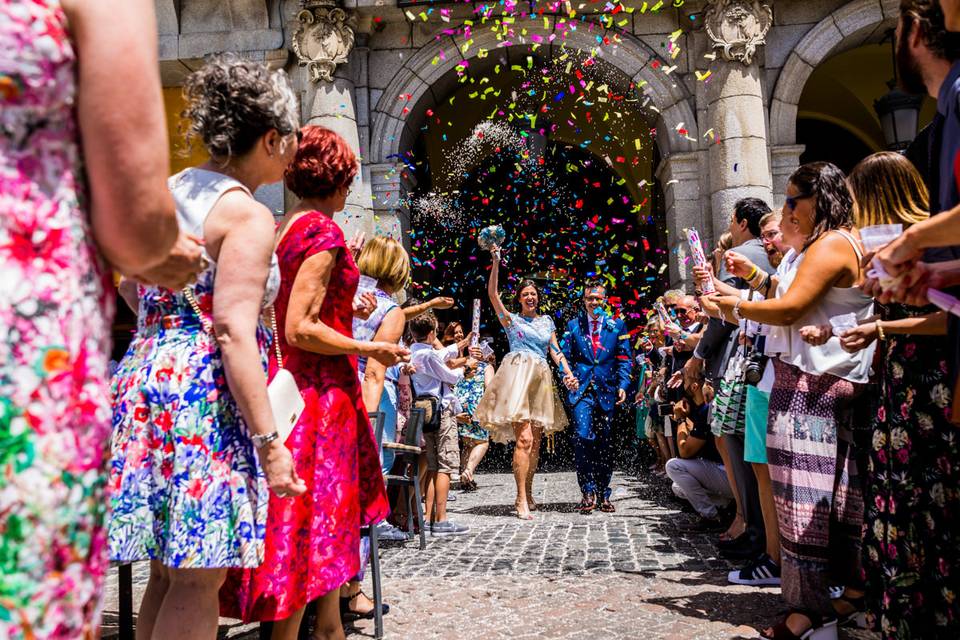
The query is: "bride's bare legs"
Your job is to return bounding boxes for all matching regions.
[525,427,543,510]
[513,421,534,518]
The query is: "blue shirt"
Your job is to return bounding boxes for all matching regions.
[937,61,960,216]
[504,312,555,360]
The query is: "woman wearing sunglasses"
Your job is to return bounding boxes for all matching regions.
[709,162,874,640]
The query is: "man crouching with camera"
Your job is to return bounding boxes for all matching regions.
[695,209,793,588]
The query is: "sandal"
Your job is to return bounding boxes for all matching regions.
[832,593,867,628]
[761,610,837,640]
[339,590,390,621]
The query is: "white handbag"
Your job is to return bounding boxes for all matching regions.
[266,307,304,443]
[184,288,303,443]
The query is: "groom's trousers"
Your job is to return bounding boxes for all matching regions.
[572,389,614,500]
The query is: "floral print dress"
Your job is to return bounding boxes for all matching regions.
[862,303,960,639]
[1,3,116,638]
[455,362,489,441]
[108,169,273,569]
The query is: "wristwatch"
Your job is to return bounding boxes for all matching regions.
[251,431,280,449]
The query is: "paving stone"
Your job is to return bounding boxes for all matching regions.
[100,471,879,639]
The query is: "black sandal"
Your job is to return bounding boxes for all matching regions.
[339,590,390,621]
[761,609,838,640]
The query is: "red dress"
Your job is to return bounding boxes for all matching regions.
[221,211,389,622]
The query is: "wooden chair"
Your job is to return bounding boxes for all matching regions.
[383,408,427,550]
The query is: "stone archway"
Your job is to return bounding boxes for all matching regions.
[367,22,700,285]
[768,0,897,197]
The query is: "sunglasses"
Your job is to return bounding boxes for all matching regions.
[785,193,813,211]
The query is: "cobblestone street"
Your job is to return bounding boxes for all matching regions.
[101,471,878,640]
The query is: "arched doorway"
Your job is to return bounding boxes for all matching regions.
[378,35,680,469]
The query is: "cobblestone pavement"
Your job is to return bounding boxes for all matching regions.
[101,471,878,640]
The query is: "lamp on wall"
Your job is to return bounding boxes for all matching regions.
[874,31,924,151]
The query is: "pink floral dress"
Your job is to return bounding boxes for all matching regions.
[1,3,115,638]
[221,210,389,622]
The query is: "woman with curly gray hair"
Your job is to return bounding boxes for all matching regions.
[108,56,306,640]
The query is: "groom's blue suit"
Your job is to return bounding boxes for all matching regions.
[561,311,633,500]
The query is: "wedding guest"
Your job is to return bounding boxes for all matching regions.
[0,2,202,637]
[455,344,496,491]
[110,56,305,640]
[220,125,408,639]
[340,235,412,618]
[843,152,959,639]
[711,162,874,640]
[475,248,574,520]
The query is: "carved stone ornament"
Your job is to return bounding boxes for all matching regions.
[704,0,772,65]
[292,0,356,83]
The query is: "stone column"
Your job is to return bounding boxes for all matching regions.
[704,0,774,240]
[657,152,704,290]
[291,0,373,238]
[369,162,408,240]
[770,144,806,208]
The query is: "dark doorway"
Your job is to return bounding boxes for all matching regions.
[798,118,876,175]
[408,139,666,471]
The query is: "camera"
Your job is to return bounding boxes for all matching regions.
[743,352,767,385]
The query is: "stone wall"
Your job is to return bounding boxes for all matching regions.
[156,0,899,288]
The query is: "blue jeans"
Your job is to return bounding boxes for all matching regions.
[571,391,614,499]
[379,380,398,475]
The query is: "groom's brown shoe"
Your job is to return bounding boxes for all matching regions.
[578,493,597,514]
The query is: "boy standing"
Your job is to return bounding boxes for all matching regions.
[408,313,473,536]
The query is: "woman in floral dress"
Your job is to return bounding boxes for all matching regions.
[220,126,407,640]
[842,152,959,639]
[455,351,495,490]
[0,2,199,637]
[109,58,304,640]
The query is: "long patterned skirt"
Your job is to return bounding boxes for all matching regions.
[767,359,865,618]
[862,328,960,639]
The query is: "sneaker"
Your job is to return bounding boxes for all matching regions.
[430,520,470,536]
[375,521,410,542]
[828,585,845,600]
[727,553,781,586]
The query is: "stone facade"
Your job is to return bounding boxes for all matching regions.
[156,0,900,287]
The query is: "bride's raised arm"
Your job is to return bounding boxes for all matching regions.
[487,248,511,328]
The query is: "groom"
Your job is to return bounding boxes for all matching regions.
[561,281,633,514]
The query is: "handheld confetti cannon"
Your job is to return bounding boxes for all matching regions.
[471,299,481,347]
[683,227,716,295]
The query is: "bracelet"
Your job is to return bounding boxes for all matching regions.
[746,265,758,281]
[876,320,886,341]
[749,269,766,289]
[733,301,744,321]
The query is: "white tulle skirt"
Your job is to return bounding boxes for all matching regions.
[474,351,569,444]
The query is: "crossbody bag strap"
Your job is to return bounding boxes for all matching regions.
[184,287,284,370]
[183,287,214,335]
[269,306,284,369]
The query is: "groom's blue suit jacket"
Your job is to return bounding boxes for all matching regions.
[560,312,633,412]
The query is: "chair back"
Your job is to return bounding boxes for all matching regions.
[405,408,425,450]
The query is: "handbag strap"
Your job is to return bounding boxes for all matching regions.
[269,306,285,369]
[183,286,284,369]
[183,287,214,335]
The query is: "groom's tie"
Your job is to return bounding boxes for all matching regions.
[590,318,600,356]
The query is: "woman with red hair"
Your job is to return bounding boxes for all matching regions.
[221,126,408,639]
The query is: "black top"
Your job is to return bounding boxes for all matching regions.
[687,402,720,463]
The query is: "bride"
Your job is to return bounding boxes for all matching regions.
[474,247,576,519]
